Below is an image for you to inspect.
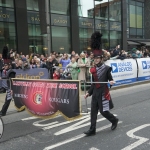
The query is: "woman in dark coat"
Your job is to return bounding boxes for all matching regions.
[83,31,119,136]
[2,46,12,64]
[46,57,54,79]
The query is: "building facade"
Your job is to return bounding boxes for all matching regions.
[0,0,149,55]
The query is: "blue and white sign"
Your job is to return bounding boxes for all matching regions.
[137,58,150,81]
[105,59,137,86]
[142,61,147,69]
[111,63,118,73]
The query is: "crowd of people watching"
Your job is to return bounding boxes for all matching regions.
[0,45,150,84]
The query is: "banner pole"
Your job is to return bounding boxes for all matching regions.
[9,78,11,90]
[84,80,88,113]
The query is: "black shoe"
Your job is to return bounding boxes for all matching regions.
[83,129,96,136]
[0,111,6,116]
[111,118,119,130]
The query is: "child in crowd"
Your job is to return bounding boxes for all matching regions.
[59,68,65,80]
[59,68,72,80]
[53,69,60,80]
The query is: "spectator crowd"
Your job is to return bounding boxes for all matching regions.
[0,45,150,85]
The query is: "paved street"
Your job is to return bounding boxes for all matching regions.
[0,83,150,150]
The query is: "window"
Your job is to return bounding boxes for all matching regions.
[79,28,93,52]
[130,5,136,27]
[78,0,94,18]
[0,0,14,8]
[101,30,109,49]
[28,24,41,36]
[109,0,121,22]
[51,26,71,53]
[137,29,142,35]
[128,1,144,39]
[94,0,109,20]
[130,28,136,35]
[27,8,46,54]
[0,22,16,50]
[129,0,136,5]
[26,0,39,11]
[136,6,142,28]
[0,4,16,51]
[27,11,40,24]
[28,24,47,54]
[136,2,143,7]
[50,0,70,15]
[78,0,122,50]
[110,31,121,48]
[0,7,15,22]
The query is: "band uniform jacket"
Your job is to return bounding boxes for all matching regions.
[88,63,114,112]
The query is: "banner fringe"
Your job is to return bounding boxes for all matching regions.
[25,107,82,121]
[14,105,25,112]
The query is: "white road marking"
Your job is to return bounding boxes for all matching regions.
[89,147,100,150]
[43,115,90,130]
[21,117,38,121]
[55,117,105,135]
[33,121,58,127]
[43,121,122,150]
[43,114,117,131]
[81,112,90,114]
[121,124,150,150]
[22,115,61,122]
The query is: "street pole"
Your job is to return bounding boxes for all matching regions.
[45,0,51,56]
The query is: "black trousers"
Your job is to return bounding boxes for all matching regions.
[1,96,11,115]
[90,99,117,129]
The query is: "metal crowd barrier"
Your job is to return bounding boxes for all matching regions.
[80,80,111,113]
[51,66,93,81]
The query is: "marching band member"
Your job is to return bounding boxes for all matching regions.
[0,63,16,116]
[84,31,119,136]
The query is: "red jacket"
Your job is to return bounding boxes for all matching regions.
[90,66,111,100]
[53,73,60,80]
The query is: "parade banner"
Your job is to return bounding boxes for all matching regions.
[12,79,81,120]
[105,59,137,86]
[13,68,49,79]
[11,69,49,111]
[136,58,150,81]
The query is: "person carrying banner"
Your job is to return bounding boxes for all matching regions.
[0,63,16,116]
[83,31,119,136]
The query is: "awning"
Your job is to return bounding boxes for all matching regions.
[140,42,150,46]
[127,41,140,45]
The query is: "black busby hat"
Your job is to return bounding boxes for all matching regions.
[91,31,103,50]
[90,31,103,58]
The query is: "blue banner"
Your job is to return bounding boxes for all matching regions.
[136,58,150,81]
[13,68,49,79]
[105,59,137,86]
